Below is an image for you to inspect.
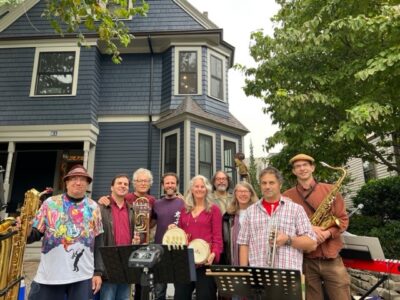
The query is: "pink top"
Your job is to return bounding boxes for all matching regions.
[178,204,223,263]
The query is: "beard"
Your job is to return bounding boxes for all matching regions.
[164,187,177,197]
[216,184,227,192]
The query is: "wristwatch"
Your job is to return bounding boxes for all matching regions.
[285,235,292,247]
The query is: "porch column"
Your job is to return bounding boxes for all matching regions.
[3,142,15,209]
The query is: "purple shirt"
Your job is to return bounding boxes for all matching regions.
[153,196,185,244]
[110,197,132,245]
[178,204,223,262]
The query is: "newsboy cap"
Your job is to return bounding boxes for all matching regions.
[63,164,92,183]
[289,153,315,165]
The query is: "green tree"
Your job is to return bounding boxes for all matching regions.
[248,140,261,198]
[240,0,400,173]
[0,0,149,63]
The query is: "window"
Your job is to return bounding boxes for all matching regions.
[162,129,180,176]
[164,134,178,173]
[210,55,223,99]
[223,140,237,186]
[362,161,376,182]
[198,134,213,179]
[208,50,226,101]
[174,47,201,95]
[30,47,80,96]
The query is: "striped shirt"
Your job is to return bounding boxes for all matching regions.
[237,196,316,271]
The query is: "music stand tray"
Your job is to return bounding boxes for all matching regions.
[99,244,196,284]
[207,265,303,300]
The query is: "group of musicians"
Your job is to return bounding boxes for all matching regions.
[22,153,351,300]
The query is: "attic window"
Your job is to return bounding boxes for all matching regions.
[30,47,80,97]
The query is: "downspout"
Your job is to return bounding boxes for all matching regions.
[147,35,154,170]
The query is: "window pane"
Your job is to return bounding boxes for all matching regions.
[211,77,223,99]
[223,141,237,186]
[164,134,178,173]
[38,52,75,73]
[36,51,76,95]
[36,74,73,95]
[210,55,223,99]
[179,51,197,94]
[179,52,197,72]
[199,134,213,179]
[179,73,197,94]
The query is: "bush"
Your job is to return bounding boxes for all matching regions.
[348,176,400,258]
[352,176,400,221]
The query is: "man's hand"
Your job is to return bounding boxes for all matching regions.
[272,231,290,247]
[98,196,110,206]
[92,275,102,294]
[313,226,331,244]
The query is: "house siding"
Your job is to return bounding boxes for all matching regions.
[99,53,162,115]
[0,0,205,38]
[0,47,99,126]
[92,122,160,199]
[160,48,172,113]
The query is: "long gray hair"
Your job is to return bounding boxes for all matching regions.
[184,175,214,212]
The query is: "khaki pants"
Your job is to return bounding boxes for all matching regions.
[303,256,351,300]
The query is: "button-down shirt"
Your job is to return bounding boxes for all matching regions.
[237,197,316,271]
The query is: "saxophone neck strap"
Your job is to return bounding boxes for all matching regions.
[295,181,318,213]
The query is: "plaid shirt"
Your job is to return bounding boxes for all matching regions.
[237,196,316,271]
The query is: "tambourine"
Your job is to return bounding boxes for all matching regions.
[188,239,211,264]
[162,227,188,245]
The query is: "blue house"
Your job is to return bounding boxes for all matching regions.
[0,0,248,212]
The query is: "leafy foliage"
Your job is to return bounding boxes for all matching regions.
[248,141,262,198]
[352,176,400,221]
[348,176,400,258]
[241,0,400,173]
[2,0,149,63]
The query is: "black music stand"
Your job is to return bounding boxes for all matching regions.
[207,265,303,300]
[99,244,196,300]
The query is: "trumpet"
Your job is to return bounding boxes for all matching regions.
[267,218,278,267]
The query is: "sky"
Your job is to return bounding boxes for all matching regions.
[188,0,281,158]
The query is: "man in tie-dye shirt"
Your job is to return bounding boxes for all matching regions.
[27,164,103,300]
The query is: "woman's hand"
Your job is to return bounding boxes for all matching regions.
[167,224,177,230]
[205,252,216,265]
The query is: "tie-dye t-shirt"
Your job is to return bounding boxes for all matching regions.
[32,194,103,284]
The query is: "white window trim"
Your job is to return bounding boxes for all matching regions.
[174,46,202,96]
[207,49,226,102]
[161,128,181,178]
[195,128,216,176]
[30,46,81,97]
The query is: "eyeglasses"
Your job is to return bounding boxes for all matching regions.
[215,177,228,182]
[134,179,150,184]
[236,190,250,194]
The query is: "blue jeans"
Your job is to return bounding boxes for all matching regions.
[100,282,130,300]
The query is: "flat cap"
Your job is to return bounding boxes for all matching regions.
[289,153,315,165]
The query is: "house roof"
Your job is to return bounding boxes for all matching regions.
[154,96,249,134]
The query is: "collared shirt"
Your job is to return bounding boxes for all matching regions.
[237,197,316,271]
[283,182,349,258]
[110,197,131,245]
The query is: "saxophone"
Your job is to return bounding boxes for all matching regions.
[309,162,347,230]
[0,188,49,300]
